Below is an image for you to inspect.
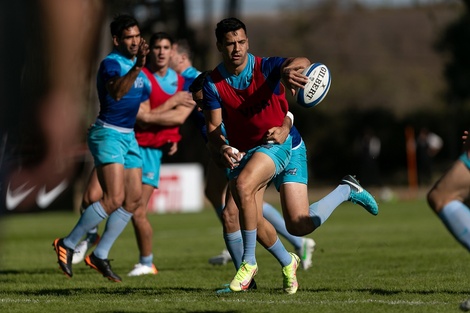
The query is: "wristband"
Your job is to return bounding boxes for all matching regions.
[286,111,294,125]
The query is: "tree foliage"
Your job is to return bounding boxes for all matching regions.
[435,1,470,103]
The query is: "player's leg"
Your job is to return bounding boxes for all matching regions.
[84,137,142,282]
[428,158,470,250]
[206,158,233,265]
[278,141,377,238]
[205,157,228,221]
[85,166,141,282]
[63,163,124,249]
[262,200,315,270]
[53,162,121,278]
[72,168,101,264]
[127,146,161,276]
[222,189,244,270]
[128,184,158,276]
[255,187,299,294]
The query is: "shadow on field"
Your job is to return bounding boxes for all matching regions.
[300,286,469,296]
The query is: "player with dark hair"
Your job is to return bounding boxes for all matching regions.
[52,14,149,282]
[203,17,378,292]
[128,31,195,276]
[72,31,195,277]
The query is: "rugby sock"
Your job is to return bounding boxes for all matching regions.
[64,201,107,249]
[93,207,132,259]
[267,237,292,267]
[140,254,153,267]
[241,229,257,265]
[438,200,470,251]
[224,230,244,270]
[262,202,302,250]
[81,204,99,241]
[308,185,349,228]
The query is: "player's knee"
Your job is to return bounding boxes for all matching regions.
[102,194,125,212]
[427,188,442,213]
[131,206,147,221]
[233,179,255,202]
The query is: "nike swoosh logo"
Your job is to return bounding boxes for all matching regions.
[6,183,35,210]
[36,180,68,208]
[342,179,363,192]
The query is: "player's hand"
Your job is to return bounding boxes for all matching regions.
[168,142,178,156]
[220,145,245,169]
[173,91,196,108]
[135,38,149,68]
[282,66,309,96]
[265,125,289,144]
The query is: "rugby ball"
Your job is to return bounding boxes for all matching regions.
[297,63,331,108]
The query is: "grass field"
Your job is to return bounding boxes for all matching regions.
[0,196,469,313]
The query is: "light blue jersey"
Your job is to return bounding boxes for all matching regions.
[181,66,201,91]
[96,49,150,129]
[152,67,180,95]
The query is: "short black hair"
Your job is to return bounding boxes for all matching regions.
[189,71,211,93]
[110,14,139,38]
[215,17,247,43]
[149,32,174,47]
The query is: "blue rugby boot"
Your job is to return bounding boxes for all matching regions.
[341,175,378,216]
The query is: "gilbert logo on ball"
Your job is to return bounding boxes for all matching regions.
[297,63,331,108]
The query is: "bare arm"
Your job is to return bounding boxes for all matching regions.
[136,92,196,127]
[106,39,149,101]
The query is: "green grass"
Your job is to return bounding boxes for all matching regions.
[0,197,469,313]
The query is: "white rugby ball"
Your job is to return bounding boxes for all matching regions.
[297,63,331,108]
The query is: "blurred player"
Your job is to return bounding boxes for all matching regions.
[427,130,470,311]
[203,17,378,292]
[72,32,195,277]
[52,14,149,282]
[129,32,195,276]
[1,0,105,212]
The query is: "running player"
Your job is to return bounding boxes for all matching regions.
[203,17,378,292]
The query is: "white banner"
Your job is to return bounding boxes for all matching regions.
[147,163,204,214]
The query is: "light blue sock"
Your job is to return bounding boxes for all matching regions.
[309,185,349,228]
[140,254,153,267]
[242,229,257,265]
[224,230,244,270]
[93,207,133,259]
[267,237,292,267]
[64,201,107,249]
[438,200,470,251]
[262,202,303,250]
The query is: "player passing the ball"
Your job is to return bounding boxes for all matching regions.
[202,17,379,292]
